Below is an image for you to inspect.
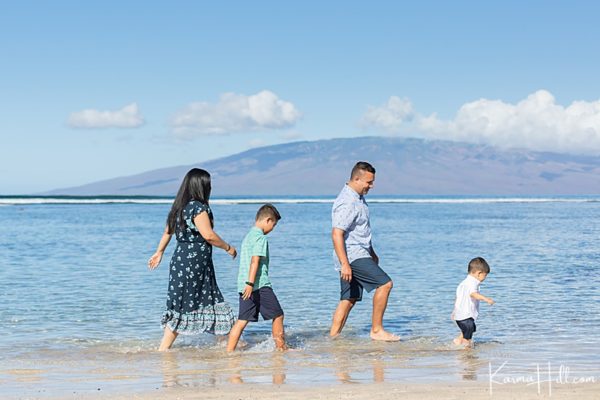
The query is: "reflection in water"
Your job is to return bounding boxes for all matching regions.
[160,352,180,388]
[226,352,287,385]
[457,351,480,381]
[334,353,353,384]
[372,359,385,383]
[333,352,387,383]
[227,355,243,384]
[160,351,217,388]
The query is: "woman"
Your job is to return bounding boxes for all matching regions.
[148,168,237,351]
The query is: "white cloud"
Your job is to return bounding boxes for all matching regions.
[68,103,144,129]
[361,96,415,132]
[171,90,301,138]
[363,90,600,154]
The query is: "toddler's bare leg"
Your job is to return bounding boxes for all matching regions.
[453,332,464,346]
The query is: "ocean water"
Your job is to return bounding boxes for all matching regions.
[1,197,599,396]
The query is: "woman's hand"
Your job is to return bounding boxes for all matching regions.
[227,245,237,259]
[148,251,163,270]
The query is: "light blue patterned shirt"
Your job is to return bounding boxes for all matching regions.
[332,184,372,270]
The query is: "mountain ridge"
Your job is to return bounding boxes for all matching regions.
[46,137,600,195]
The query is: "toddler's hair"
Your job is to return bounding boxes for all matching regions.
[468,257,490,274]
[256,203,282,222]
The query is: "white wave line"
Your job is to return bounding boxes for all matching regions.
[0,197,598,205]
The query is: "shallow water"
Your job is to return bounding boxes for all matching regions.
[1,198,599,396]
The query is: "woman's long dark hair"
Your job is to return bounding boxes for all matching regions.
[166,168,211,234]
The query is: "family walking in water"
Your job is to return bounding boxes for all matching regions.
[148,162,494,351]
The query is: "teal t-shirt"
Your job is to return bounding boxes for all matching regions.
[237,226,272,293]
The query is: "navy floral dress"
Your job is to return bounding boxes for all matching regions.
[161,200,235,335]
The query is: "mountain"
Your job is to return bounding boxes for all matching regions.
[46,137,600,195]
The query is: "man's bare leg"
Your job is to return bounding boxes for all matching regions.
[370,281,400,341]
[330,299,356,337]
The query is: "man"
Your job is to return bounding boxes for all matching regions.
[329,161,400,341]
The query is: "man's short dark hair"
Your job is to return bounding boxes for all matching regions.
[256,203,282,221]
[468,257,490,274]
[350,161,376,179]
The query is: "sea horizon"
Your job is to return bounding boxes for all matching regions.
[2,194,600,205]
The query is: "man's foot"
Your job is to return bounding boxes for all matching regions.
[370,330,400,342]
[453,337,462,346]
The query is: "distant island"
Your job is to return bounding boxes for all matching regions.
[46,137,600,196]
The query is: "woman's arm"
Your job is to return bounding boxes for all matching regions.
[194,212,237,258]
[148,226,172,270]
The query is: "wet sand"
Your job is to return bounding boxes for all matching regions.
[4,342,600,400]
[17,381,600,400]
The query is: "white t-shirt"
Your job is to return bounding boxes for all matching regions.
[453,275,481,321]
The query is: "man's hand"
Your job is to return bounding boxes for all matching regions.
[340,263,352,282]
[372,253,379,265]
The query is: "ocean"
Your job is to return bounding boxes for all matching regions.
[1,196,599,396]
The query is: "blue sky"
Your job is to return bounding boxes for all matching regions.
[2,1,600,193]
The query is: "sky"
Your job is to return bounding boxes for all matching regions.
[2,1,600,194]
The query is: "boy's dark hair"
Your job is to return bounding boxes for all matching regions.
[350,161,376,179]
[256,203,281,222]
[468,257,490,274]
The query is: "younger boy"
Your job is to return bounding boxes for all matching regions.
[451,257,495,348]
[227,204,286,352]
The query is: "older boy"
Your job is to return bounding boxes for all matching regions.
[451,257,495,348]
[227,204,286,352]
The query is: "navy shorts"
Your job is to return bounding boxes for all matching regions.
[456,318,477,340]
[238,287,284,322]
[340,257,392,302]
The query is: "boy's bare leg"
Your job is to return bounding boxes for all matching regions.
[370,281,400,341]
[159,327,178,351]
[227,320,249,352]
[329,299,356,337]
[272,315,287,350]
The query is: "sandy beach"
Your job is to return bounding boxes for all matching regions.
[19,381,600,400]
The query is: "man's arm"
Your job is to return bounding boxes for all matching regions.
[369,245,379,265]
[332,228,352,282]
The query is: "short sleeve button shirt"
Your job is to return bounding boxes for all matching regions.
[331,184,372,269]
[237,227,271,293]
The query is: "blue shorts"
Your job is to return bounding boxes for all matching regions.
[340,257,392,302]
[238,287,284,322]
[456,318,477,340]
